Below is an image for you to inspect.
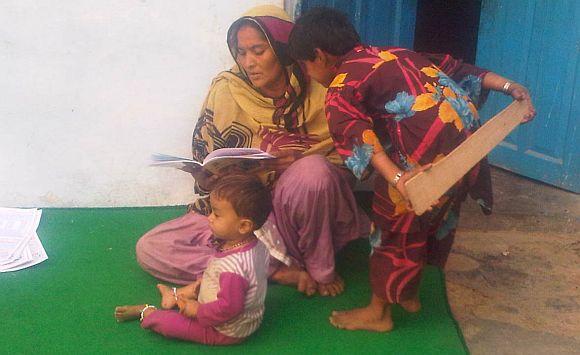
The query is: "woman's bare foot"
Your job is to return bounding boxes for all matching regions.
[157,284,177,309]
[270,265,317,296]
[329,294,393,332]
[400,296,422,313]
[270,265,300,285]
[297,270,317,296]
[114,304,146,322]
[318,274,345,297]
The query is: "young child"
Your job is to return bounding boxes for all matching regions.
[115,174,272,345]
[288,8,535,332]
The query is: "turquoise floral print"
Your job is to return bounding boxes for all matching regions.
[385,91,415,121]
[437,72,467,97]
[345,143,374,179]
[369,225,382,251]
[435,210,459,240]
[446,96,476,129]
[459,74,483,105]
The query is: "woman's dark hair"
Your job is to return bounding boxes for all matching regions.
[289,7,361,61]
[211,174,272,229]
[227,17,308,132]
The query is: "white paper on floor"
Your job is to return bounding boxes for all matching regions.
[0,207,47,272]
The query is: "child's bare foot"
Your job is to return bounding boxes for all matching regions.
[177,280,202,300]
[270,265,299,285]
[157,284,177,309]
[318,274,345,297]
[400,296,422,313]
[329,305,393,332]
[114,305,146,322]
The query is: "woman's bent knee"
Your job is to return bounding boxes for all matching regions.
[279,155,336,190]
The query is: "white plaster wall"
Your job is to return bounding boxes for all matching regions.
[0,0,282,207]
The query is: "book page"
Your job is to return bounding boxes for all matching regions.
[0,208,47,272]
[150,153,203,173]
[203,147,274,161]
[152,148,275,175]
[202,148,274,174]
[0,232,48,272]
[203,157,268,175]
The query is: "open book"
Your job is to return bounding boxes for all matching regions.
[151,148,275,175]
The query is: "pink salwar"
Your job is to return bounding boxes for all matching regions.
[271,155,370,283]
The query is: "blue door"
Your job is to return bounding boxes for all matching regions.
[476,0,580,192]
[296,0,417,48]
[297,0,579,192]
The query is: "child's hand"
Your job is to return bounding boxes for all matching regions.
[176,295,200,318]
[397,164,434,210]
[508,83,536,123]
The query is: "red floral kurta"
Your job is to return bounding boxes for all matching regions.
[325,45,493,303]
[326,45,492,234]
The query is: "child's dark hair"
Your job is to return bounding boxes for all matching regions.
[211,174,272,229]
[288,7,360,61]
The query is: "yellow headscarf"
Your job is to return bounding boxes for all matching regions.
[192,5,341,165]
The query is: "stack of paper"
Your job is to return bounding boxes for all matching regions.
[0,207,48,272]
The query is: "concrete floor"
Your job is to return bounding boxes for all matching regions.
[446,168,580,354]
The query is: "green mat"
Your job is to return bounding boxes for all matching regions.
[0,208,467,354]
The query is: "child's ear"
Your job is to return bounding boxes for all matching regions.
[314,48,337,69]
[238,218,254,235]
[314,48,325,63]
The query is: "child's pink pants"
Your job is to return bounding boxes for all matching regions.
[141,310,244,346]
